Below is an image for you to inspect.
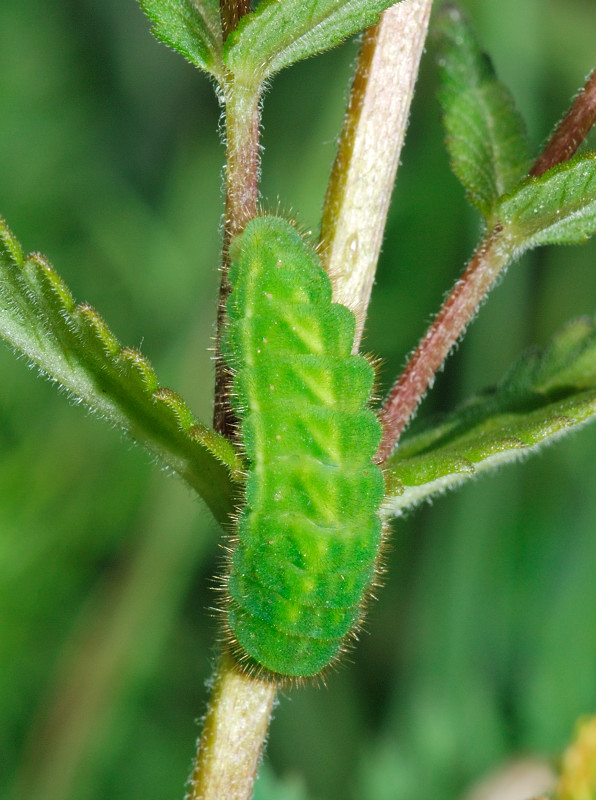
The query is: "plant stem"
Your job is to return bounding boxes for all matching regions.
[200,7,436,796]
[377,65,596,462]
[213,80,262,437]
[320,0,433,350]
[530,69,596,178]
[186,650,277,800]
[376,226,511,462]
[222,83,261,245]
[220,0,251,42]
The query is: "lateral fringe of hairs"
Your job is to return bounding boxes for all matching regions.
[220,215,386,680]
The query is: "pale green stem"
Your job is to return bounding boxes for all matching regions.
[186,651,278,800]
[320,0,433,350]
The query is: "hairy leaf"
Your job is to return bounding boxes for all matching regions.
[383,315,596,516]
[496,151,596,250]
[139,0,224,80]
[224,0,403,84]
[434,3,531,217]
[0,216,240,525]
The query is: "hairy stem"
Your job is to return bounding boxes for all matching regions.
[186,651,278,800]
[530,69,596,178]
[220,0,251,42]
[377,226,511,462]
[320,0,433,350]
[213,80,262,437]
[378,65,596,461]
[200,6,436,797]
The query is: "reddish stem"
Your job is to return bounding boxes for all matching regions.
[212,1,259,438]
[220,0,251,42]
[213,82,262,437]
[378,67,596,463]
[376,227,507,463]
[530,69,596,178]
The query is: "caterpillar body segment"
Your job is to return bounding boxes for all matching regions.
[223,216,384,678]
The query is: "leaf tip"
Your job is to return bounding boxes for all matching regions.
[0,215,24,265]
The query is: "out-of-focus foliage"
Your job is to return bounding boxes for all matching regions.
[1,1,595,800]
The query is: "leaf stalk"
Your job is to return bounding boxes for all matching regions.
[378,62,596,462]
[377,225,511,462]
[530,69,596,178]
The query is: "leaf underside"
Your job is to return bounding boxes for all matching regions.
[0,216,239,526]
[138,0,224,80]
[224,0,403,84]
[383,314,596,516]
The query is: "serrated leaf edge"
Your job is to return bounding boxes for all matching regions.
[383,392,596,518]
[0,215,242,523]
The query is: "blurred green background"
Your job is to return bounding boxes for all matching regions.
[1,1,595,799]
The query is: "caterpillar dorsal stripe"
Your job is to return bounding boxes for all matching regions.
[223,216,384,678]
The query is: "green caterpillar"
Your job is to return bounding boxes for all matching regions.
[223,216,385,678]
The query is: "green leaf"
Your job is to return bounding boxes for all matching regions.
[496,151,596,250]
[434,3,531,217]
[383,314,596,517]
[224,0,403,84]
[0,216,240,526]
[139,0,224,80]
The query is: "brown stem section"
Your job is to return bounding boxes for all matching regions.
[220,0,251,42]
[320,0,433,351]
[186,650,277,800]
[530,69,596,178]
[213,82,262,437]
[376,226,510,463]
